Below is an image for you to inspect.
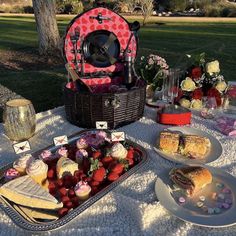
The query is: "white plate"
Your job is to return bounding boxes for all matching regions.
[154,127,222,165]
[155,166,236,227]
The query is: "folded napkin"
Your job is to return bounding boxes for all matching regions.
[215,116,236,136]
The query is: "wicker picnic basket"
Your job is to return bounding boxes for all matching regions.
[62,6,146,129]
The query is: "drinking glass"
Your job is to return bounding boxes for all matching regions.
[3,99,36,141]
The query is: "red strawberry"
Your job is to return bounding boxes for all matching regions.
[90,180,100,187]
[59,187,67,197]
[107,172,119,182]
[126,149,134,159]
[57,179,64,187]
[92,167,106,182]
[65,201,73,209]
[47,168,55,179]
[92,150,102,159]
[102,156,113,167]
[111,163,124,175]
[58,208,68,218]
[127,158,134,166]
[62,196,70,204]
[68,189,75,197]
[108,160,118,171]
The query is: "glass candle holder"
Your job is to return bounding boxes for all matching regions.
[3,99,36,141]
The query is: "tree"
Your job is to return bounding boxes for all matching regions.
[32,0,60,56]
[139,0,154,25]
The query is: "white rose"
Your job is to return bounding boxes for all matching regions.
[215,81,227,93]
[180,77,196,92]
[206,60,220,75]
[179,98,191,108]
[190,99,203,110]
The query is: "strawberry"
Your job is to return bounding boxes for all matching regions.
[59,187,67,197]
[111,163,124,175]
[126,149,135,159]
[65,201,73,209]
[68,189,75,197]
[47,168,55,179]
[62,196,70,204]
[92,150,102,159]
[107,172,119,182]
[90,180,100,187]
[108,160,118,171]
[127,158,134,166]
[101,156,113,167]
[92,167,106,182]
[58,208,68,218]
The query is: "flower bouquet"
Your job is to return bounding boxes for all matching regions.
[138,54,169,99]
[175,53,228,110]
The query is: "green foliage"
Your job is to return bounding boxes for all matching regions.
[169,0,188,12]
[56,0,84,14]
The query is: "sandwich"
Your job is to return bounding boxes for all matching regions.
[169,166,212,197]
[180,135,211,159]
[159,131,180,153]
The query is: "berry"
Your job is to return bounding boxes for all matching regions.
[59,187,67,197]
[111,163,124,175]
[92,167,106,182]
[101,156,113,167]
[91,186,99,195]
[107,172,119,182]
[48,181,57,190]
[84,176,92,182]
[68,189,75,197]
[71,196,79,207]
[58,208,68,218]
[57,179,64,187]
[90,180,100,187]
[62,196,70,204]
[126,149,134,159]
[47,168,56,179]
[63,180,72,189]
[127,158,134,166]
[65,201,73,209]
[92,150,102,159]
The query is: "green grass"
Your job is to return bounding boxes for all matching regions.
[0,15,236,118]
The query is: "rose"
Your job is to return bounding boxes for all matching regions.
[179,98,191,108]
[215,81,227,93]
[207,88,222,106]
[180,77,196,92]
[190,99,203,109]
[191,67,202,79]
[192,88,203,100]
[206,60,220,75]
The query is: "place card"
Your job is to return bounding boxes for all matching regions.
[111,132,125,142]
[53,135,68,146]
[96,121,108,129]
[13,141,31,154]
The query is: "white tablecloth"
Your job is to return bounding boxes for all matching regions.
[0,106,236,236]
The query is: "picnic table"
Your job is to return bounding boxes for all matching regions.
[0,106,235,236]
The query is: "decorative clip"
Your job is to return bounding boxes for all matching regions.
[13,141,31,154]
[53,135,68,146]
[96,121,108,129]
[111,132,125,142]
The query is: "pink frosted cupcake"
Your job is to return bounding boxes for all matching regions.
[75,149,88,166]
[39,150,58,166]
[13,154,34,175]
[76,137,89,149]
[56,147,68,158]
[4,168,20,181]
[74,181,91,201]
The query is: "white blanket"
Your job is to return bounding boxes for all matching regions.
[0,106,236,236]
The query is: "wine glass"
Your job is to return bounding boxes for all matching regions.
[167,68,180,104]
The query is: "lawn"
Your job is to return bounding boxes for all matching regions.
[0,14,236,119]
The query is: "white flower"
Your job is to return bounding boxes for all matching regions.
[215,81,227,93]
[206,60,220,75]
[179,98,191,108]
[180,77,196,92]
[190,99,203,109]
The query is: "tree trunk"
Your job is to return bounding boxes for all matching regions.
[32,0,60,56]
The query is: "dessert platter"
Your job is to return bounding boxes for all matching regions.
[0,130,148,232]
[155,165,236,227]
[154,127,223,164]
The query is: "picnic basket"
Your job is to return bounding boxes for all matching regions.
[62,6,146,129]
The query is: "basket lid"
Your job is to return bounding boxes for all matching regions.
[63,7,139,76]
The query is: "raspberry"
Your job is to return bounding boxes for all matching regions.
[68,189,75,197]
[59,187,67,197]
[57,179,64,187]
[47,169,55,179]
[62,196,70,204]
[58,208,68,218]
[65,201,73,209]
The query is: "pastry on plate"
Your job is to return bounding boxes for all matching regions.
[180,135,211,159]
[159,131,180,153]
[0,175,63,210]
[56,157,78,178]
[169,166,212,197]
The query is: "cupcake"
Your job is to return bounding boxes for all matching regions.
[74,181,91,201]
[75,149,88,166]
[13,154,33,175]
[4,168,20,181]
[39,150,58,166]
[76,137,88,149]
[56,157,78,178]
[56,147,68,158]
[26,159,48,185]
[110,143,128,160]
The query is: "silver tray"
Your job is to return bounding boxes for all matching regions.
[0,130,148,232]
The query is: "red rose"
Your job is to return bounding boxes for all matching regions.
[207,88,222,106]
[191,67,202,79]
[192,88,203,100]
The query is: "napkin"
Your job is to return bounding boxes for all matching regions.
[215,116,236,136]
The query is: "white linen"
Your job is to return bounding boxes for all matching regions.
[0,106,236,236]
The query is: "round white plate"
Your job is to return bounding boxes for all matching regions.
[154,127,223,165]
[155,166,236,227]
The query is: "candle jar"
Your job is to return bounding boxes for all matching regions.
[3,99,36,141]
